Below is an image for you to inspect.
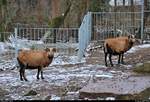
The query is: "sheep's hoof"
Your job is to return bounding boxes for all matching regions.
[37,77,40,80]
[41,77,45,80]
[121,62,125,64]
[20,77,23,81]
[24,79,28,81]
[20,79,24,81]
[117,63,121,66]
[118,62,120,64]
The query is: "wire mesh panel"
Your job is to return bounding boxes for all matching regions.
[16,27,79,56]
[0,32,16,70]
[0,32,15,61]
[144,11,150,41]
[0,32,13,42]
[78,12,92,61]
[92,12,142,42]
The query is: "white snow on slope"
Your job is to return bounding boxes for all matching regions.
[127,44,150,53]
[51,55,86,66]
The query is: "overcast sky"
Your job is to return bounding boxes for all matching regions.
[109,0,142,6]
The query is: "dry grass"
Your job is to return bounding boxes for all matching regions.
[133,62,150,74]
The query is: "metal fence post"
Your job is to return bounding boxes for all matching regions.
[78,12,92,61]
[141,0,144,43]
[14,28,18,66]
[88,12,92,44]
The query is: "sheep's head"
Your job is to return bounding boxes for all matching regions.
[45,48,56,57]
[128,34,136,43]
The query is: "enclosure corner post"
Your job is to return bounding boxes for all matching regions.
[141,0,144,44]
[14,28,18,65]
[78,12,92,62]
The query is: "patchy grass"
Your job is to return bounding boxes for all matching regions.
[133,62,150,74]
[116,88,150,100]
[134,88,150,100]
[0,87,9,99]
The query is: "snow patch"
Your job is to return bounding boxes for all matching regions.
[105,97,115,100]
[127,44,150,53]
[95,74,113,78]
[51,55,86,66]
[0,59,16,71]
[8,35,44,50]
[67,91,79,95]
[50,95,61,100]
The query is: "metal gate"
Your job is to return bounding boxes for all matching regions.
[92,12,142,42]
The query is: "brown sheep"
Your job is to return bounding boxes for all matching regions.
[17,48,56,81]
[104,34,136,67]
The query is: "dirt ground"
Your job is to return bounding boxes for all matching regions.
[79,44,150,100]
[86,45,150,71]
[0,44,150,100]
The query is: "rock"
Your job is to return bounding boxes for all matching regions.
[63,91,79,100]
[24,90,37,96]
[133,62,150,73]
[79,76,150,99]
[45,95,51,100]
[135,63,143,67]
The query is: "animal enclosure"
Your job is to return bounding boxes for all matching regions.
[0,28,79,69]
[78,11,150,60]
[0,11,150,65]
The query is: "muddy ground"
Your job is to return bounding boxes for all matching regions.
[0,44,150,100]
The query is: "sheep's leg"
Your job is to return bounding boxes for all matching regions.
[19,68,23,81]
[41,68,44,79]
[105,53,108,66]
[121,53,124,64]
[22,66,28,81]
[118,54,121,64]
[37,68,41,80]
[109,54,113,67]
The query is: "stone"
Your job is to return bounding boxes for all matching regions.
[79,76,150,99]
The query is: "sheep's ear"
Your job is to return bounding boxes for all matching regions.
[45,48,50,52]
[52,48,56,52]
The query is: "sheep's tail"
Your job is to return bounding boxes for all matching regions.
[17,57,21,65]
[103,42,108,53]
[17,57,24,68]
